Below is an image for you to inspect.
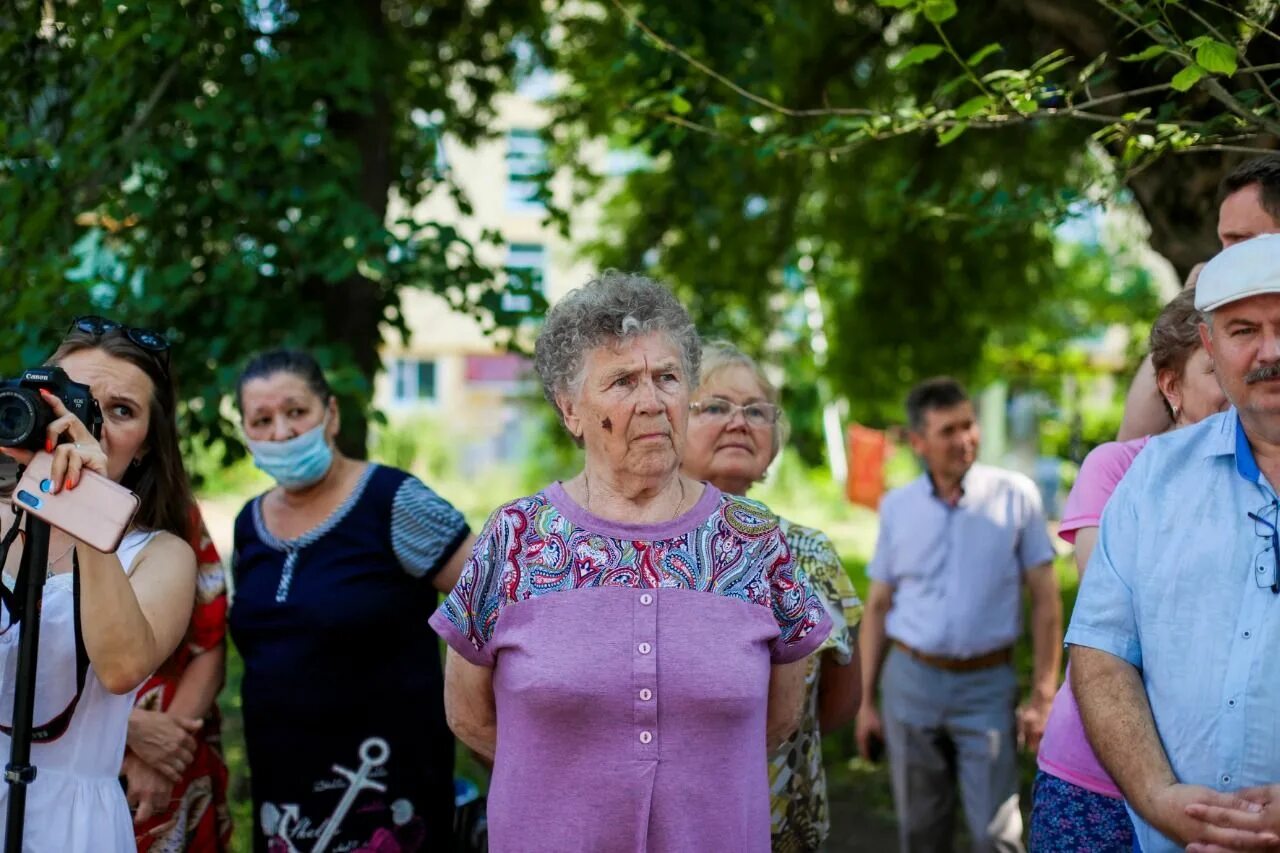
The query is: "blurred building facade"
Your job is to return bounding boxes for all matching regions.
[377,73,606,476]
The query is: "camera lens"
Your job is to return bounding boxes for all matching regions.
[0,389,37,447]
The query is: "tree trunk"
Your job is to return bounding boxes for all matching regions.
[319,0,394,460]
[1126,153,1238,279]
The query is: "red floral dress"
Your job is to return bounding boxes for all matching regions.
[132,509,232,851]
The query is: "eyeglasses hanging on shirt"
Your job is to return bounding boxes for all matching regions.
[1248,499,1280,594]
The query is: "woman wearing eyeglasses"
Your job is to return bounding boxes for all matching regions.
[681,340,863,853]
[0,317,199,851]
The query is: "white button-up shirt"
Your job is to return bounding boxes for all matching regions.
[868,462,1055,658]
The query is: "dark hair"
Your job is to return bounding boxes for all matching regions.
[1219,154,1280,222]
[235,349,333,412]
[1149,288,1205,420]
[50,331,195,539]
[905,377,970,433]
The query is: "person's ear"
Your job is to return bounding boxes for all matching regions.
[325,396,341,442]
[1156,368,1182,419]
[1199,322,1214,359]
[908,430,926,457]
[557,392,584,443]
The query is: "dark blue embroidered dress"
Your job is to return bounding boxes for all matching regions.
[230,464,469,852]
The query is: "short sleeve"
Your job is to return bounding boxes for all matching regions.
[1059,441,1141,544]
[786,524,860,665]
[186,510,228,653]
[428,505,509,667]
[1016,483,1056,571]
[765,526,833,665]
[1063,473,1143,668]
[391,476,470,580]
[866,499,896,585]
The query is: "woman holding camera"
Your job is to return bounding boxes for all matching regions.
[229,349,474,852]
[0,318,198,851]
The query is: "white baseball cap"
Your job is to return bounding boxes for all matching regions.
[1195,233,1280,312]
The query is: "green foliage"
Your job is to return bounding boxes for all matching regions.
[548,1,1153,439]
[1,0,548,464]
[611,0,1278,166]
[576,0,1278,280]
[893,44,945,70]
[543,0,1252,452]
[1191,37,1239,76]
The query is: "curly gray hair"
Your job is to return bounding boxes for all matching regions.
[534,270,701,433]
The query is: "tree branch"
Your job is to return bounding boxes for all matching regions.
[607,0,877,119]
[1199,0,1280,46]
[1200,73,1280,136]
[70,57,181,214]
[932,19,999,102]
[1180,2,1280,112]
[1173,142,1280,155]
[122,59,180,145]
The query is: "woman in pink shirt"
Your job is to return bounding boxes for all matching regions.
[1030,287,1227,850]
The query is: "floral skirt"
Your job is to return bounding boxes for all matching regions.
[1029,770,1136,853]
[134,724,232,852]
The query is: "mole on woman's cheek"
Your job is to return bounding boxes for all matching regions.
[601,417,613,432]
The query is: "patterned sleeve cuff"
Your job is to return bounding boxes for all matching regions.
[771,609,832,665]
[429,608,495,667]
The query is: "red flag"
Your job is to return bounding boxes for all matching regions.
[846,423,888,510]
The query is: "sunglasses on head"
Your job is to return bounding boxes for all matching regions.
[66,316,171,369]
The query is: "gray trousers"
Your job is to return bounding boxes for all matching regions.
[881,646,1025,853]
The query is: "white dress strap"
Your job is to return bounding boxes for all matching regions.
[115,529,160,576]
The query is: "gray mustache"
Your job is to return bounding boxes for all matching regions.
[1246,363,1280,384]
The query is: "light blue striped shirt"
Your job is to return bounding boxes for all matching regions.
[868,462,1055,659]
[1067,409,1280,852]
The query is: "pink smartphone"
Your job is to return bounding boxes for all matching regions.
[13,452,140,553]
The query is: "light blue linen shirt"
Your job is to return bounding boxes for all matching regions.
[868,462,1055,659]
[1066,409,1280,853]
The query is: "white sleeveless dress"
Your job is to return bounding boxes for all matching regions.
[0,529,157,852]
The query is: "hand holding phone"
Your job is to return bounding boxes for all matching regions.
[14,452,140,553]
[856,705,887,765]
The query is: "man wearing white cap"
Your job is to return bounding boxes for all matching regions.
[1070,234,1280,851]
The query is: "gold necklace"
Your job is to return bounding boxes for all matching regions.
[584,474,687,520]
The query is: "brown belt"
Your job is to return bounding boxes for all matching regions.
[892,640,1013,673]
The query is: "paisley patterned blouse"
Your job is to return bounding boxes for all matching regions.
[430,481,831,853]
[769,519,863,852]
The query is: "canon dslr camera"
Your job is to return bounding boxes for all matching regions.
[0,367,103,450]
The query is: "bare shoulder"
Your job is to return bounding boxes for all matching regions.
[133,529,197,576]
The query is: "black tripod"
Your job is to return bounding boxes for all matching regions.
[3,513,50,852]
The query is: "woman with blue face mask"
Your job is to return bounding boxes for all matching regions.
[227,349,475,853]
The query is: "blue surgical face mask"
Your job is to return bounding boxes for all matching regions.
[246,417,334,489]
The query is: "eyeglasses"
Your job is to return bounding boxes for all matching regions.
[689,397,781,428]
[1248,499,1280,594]
[66,316,171,370]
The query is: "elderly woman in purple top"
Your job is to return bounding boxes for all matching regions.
[430,271,831,853]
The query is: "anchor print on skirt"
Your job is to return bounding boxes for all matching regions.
[261,737,427,852]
